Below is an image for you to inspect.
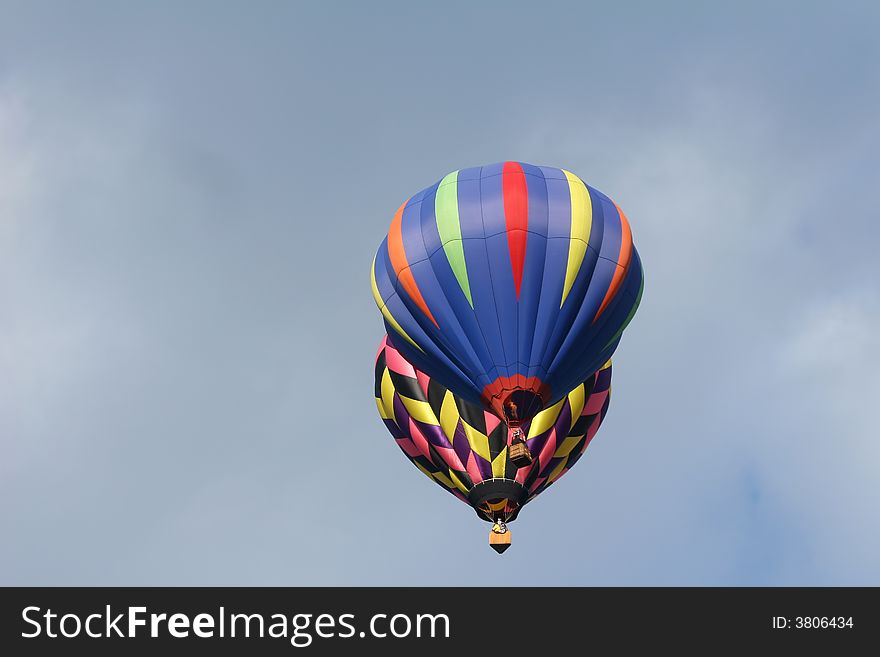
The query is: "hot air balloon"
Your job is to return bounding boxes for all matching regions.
[371,162,642,428]
[375,335,612,553]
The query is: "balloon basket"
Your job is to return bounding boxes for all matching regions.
[509,439,533,468]
[489,528,512,554]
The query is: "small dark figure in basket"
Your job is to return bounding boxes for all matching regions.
[508,426,532,468]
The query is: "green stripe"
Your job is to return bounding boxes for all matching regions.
[602,265,644,350]
[435,170,473,306]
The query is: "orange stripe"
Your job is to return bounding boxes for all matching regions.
[594,203,633,321]
[387,201,439,327]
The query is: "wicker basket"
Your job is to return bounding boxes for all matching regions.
[509,439,533,468]
[489,529,512,554]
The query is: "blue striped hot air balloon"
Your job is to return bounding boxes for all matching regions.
[371,161,643,427]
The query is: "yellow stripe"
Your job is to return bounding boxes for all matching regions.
[567,384,586,429]
[554,434,585,458]
[439,392,460,442]
[380,369,395,422]
[462,422,491,462]
[492,448,508,477]
[399,396,439,426]
[487,499,507,512]
[547,459,568,483]
[448,470,469,494]
[371,255,422,351]
[414,462,434,480]
[375,396,392,420]
[432,471,456,489]
[560,170,593,307]
[528,398,565,438]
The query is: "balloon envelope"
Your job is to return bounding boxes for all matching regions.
[371,161,642,424]
[375,335,612,522]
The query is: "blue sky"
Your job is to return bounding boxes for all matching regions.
[1,1,878,585]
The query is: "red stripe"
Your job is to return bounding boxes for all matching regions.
[502,161,528,298]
